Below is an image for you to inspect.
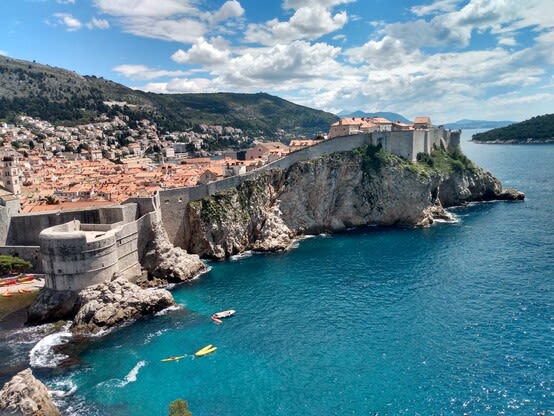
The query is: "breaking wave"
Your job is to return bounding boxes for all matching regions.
[29,323,72,368]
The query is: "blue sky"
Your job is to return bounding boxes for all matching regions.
[1,0,553,124]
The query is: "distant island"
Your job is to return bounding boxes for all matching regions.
[472,114,554,143]
[443,119,516,130]
[337,111,411,124]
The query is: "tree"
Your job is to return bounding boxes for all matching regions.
[0,255,32,275]
[168,399,192,416]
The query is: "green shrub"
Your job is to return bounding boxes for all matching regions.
[168,399,192,416]
[0,255,32,274]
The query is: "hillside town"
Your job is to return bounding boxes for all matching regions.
[0,113,439,214]
[0,114,319,213]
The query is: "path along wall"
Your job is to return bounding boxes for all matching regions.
[159,128,460,246]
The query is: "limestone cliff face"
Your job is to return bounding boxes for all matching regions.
[141,219,207,285]
[0,369,60,416]
[184,148,522,259]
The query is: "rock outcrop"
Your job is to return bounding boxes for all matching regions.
[184,147,523,258]
[26,289,79,325]
[70,278,174,334]
[141,219,207,285]
[0,369,60,416]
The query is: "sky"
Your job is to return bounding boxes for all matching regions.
[1,0,554,124]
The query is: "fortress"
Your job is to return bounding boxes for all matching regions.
[0,126,461,291]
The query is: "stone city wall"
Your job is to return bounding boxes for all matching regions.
[6,204,133,246]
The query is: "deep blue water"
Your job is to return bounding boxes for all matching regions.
[6,131,554,415]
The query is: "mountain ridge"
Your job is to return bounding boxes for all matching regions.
[444,119,516,129]
[337,111,412,124]
[0,55,338,138]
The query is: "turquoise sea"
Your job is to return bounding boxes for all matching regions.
[2,131,554,415]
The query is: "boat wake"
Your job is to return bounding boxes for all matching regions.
[121,360,146,386]
[99,360,147,389]
[29,323,72,368]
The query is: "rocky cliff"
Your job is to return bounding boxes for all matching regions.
[0,369,60,416]
[184,146,523,259]
[71,278,174,334]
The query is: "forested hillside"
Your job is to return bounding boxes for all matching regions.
[0,56,337,138]
[472,114,554,143]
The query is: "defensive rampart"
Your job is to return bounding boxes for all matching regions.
[37,198,159,291]
[1,129,462,288]
[159,129,460,245]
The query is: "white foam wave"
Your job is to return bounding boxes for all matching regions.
[155,304,183,316]
[433,210,460,224]
[230,251,253,261]
[144,328,169,344]
[29,323,72,368]
[122,360,146,386]
[99,360,147,389]
[49,379,77,398]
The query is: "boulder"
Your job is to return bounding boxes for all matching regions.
[0,369,60,416]
[497,188,525,201]
[71,278,175,335]
[141,220,207,283]
[26,288,79,325]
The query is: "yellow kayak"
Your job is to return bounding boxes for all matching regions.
[161,355,186,362]
[195,346,217,357]
[195,344,213,354]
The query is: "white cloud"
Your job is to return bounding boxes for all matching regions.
[86,17,110,30]
[0,50,7,56]
[119,17,206,43]
[93,0,244,43]
[57,0,76,4]
[93,0,197,18]
[112,64,190,80]
[54,13,82,31]
[171,38,230,66]
[385,0,554,50]
[345,36,421,68]
[207,0,244,24]
[245,5,348,45]
[217,41,343,87]
[100,0,554,123]
[411,0,461,17]
[139,78,216,93]
[283,0,353,9]
[498,36,516,46]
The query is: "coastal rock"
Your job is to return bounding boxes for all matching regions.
[251,206,294,252]
[496,188,525,201]
[0,369,60,416]
[141,219,207,283]
[26,289,79,325]
[183,147,524,258]
[71,278,174,335]
[185,174,293,259]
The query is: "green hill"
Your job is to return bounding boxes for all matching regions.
[471,114,554,143]
[0,56,337,138]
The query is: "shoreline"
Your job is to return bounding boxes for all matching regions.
[471,139,554,144]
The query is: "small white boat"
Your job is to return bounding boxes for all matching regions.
[212,309,236,319]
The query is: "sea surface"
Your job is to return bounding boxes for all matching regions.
[2,130,553,415]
